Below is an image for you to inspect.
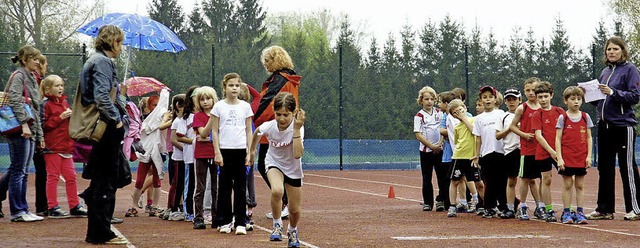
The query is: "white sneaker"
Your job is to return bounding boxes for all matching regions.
[11,212,37,222]
[235,226,247,235]
[219,223,234,233]
[26,212,44,221]
[169,211,185,221]
[266,205,290,219]
[624,211,640,221]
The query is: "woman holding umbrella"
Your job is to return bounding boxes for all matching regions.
[77,25,128,245]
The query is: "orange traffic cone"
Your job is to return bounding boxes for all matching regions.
[387,185,396,199]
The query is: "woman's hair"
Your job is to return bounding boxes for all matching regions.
[563,86,585,100]
[238,83,251,102]
[603,36,630,65]
[94,25,125,52]
[448,99,466,115]
[261,45,294,72]
[193,86,218,111]
[11,45,41,66]
[221,73,242,98]
[416,86,437,106]
[39,75,64,99]
[273,92,297,113]
[183,85,200,120]
[171,94,186,120]
[451,87,466,101]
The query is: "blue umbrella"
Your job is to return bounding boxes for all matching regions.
[76,13,187,53]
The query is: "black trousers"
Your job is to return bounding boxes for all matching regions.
[217,149,247,227]
[83,123,124,244]
[596,123,640,214]
[420,151,446,206]
[33,150,47,213]
[185,163,195,215]
[480,152,507,211]
[257,144,288,206]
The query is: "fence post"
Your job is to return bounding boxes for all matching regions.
[212,44,216,87]
[339,44,343,171]
[464,44,469,106]
[82,43,87,63]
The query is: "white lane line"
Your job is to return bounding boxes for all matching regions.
[305,182,422,203]
[111,225,136,248]
[254,224,320,248]
[305,173,421,189]
[392,235,551,240]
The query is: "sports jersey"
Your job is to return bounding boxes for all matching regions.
[494,112,520,155]
[413,108,443,152]
[519,102,539,156]
[531,106,565,160]
[556,112,594,168]
[258,119,304,179]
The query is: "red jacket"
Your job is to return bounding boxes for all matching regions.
[41,94,73,154]
[254,69,301,144]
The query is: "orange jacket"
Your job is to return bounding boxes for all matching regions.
[254,69,301,144]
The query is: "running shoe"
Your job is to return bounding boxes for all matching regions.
[422,204,432,211]
[26,212,44,221]
[70,205,88,217]
[219,222,234,233]
[586,211,614,220]
[546,209,557,222]
[193,217,206,229]
[270,223,284,241]
[48,206,70,219]
[482,208,497,219]
[287,229,300,248]
[517,206,530,220]
[534,207,546,219]
[624,211,640,221]
[575,212,588,224]
[105,236,128,245]
[500,209,516,219]
[266,205,290,219]
[447,206,457,217]
[235,226,247,235]
[435,201,446,212]
[561,212,574,224]
[125,208,138,217]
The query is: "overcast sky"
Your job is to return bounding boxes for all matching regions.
[106,0,614,51]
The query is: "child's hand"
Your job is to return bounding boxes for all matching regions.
[245,153,252,167]
[471,156,479,168]
[557,158,565,171]
[586,157,592,168]
[215,154,224,167]
[522,132,534,141]
[249,151,256,165]
[430,144,442,153]
[550,151,557,162]
[294,109,305,129]
[60,108,72,120]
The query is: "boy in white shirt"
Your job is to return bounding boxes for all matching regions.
[495,87,522,219]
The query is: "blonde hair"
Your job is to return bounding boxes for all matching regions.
[221,73,242,98]
[239,83,251,102]
[495,91,503,107]
[94,25,125,52]
[448,99,465,113]
[39,75,64,99]
[261,45,294,73]
[193,86,219,111]
[416,86,437,106]
[11,45,41,66]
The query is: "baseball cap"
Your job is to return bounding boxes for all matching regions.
[504,87,521,98]
[479,85,497,96]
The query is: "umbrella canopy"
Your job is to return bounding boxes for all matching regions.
[77,13,187,53]
[125,76,170,96]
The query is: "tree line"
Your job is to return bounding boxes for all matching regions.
[0,0,633,140]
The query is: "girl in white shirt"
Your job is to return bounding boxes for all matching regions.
[249,92,305,248]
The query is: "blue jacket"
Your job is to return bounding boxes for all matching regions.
[596,62,640,127]
[79,50,121,124]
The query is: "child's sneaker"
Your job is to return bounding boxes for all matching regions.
[184,213,194,222]
[266,205,290,219]
[70,205,88,217]
[500,209,516,219]
[447,206,457,217]
[124,208,138,217]
[193,217,206,229]
[482,208,496,218]
[435,201,445,212]
[575,212,588,224]
[169,211,185,221]
[422,204,432,211]
[546,209,557,222]
[219,222,234,233]
[624,211,640,221]
[586,211,614,220]
[287,229,300,248]
[456,203,468,213]
[48,206,70,219]
[270,223,284,241]
[561,212,574,224]
[534,207,546,219]
[235,225,247,235]
[517,206,530,220]
[476,208,486,216]
[245,215,254,231]
[468,200,477,213]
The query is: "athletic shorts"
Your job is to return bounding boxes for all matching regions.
[449,159,480,182]
[558,167,587,177]
[266,167,302,187]
[504,149,520,178]
[537,157,557,173]
[519,155,541,179]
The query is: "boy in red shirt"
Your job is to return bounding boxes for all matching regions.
[555,86,593,224]
[531,81,565,222]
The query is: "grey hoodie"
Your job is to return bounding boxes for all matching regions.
[6,66,42,141]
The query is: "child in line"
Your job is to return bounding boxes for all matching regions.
[249,92,305,248]
[207,73,254,235]
[177,86,200,222]
[240,83,261,229]
[555,86,593,224]
[475,98,485,115]
[447,99,478,217]
[436,91,458,211]
[191,86,219,229]
[472,86,506,218]
[509,77,545,220]
[39,75,87,218]
[413,86,444,211]
[532,81,565,222]
[167,94,186,221]
[495,87,522,219]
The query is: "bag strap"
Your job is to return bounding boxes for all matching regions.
[3,71,30,105]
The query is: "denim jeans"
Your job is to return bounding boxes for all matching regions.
[7,136,35,216]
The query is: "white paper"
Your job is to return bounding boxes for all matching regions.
[577,79,606,103]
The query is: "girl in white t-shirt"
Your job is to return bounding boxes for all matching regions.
[249,92,305,248]
[204,73,254,235]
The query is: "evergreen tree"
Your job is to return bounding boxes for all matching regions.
[148,0,184,34]
[416,20,440,89]
[435,15,465,90]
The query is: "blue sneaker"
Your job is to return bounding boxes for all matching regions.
[517,206,530,220]
[287,229,300,248]
[270,223,283,241]
[184,213,194,222]
[561,212,574,224]
[575,212,588,224]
